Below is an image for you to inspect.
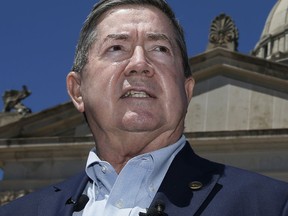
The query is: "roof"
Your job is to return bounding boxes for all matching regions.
[190,48,288,93]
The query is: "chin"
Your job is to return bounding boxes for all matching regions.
[122,123,159,132]
[120,118,161,132]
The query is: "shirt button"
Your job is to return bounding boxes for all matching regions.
[115,199,124,208]
[101,166,107,173]
[149,184,155,192]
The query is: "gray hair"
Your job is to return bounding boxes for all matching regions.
[72,0,192,77]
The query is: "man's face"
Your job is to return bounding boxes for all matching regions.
[69,5,194,137]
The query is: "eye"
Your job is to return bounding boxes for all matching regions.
[154,46,170,54]
[108,45,123,52]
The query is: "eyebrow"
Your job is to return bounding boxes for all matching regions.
[102,32,173,48]
[104,34,129,42]
[146,33,173,48]
[146,33,170,41]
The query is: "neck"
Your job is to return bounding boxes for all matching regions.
[93,129,183,173]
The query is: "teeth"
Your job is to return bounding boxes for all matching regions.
[124,90,150,98]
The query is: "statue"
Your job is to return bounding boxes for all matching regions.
[207,13,239,51]
[2,85,32,115]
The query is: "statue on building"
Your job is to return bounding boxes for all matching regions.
[2,85,32,115]
[207,13,239,51]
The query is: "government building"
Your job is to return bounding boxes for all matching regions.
[1,0,288,205]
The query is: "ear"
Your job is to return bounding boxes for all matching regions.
[66,71,85,112]
[184,76,195,104]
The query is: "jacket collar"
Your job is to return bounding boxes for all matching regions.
[151,142,224,216]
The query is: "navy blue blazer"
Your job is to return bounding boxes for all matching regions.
[1,142,288,215]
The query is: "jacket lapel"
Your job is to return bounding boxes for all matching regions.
[151,142,224,216]
[38,171,89,216]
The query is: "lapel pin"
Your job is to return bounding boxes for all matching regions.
[189,181,203,190]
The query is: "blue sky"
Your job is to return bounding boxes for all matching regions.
[0,0,276,113]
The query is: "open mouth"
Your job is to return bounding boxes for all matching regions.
[121,90,152,98]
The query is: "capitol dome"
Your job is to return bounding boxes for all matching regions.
[253,0,288,64]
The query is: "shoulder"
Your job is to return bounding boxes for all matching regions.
[0,171,87,216]
[219,164,288,200]
[182,142,288,191]
[222,164,288,187]
[212,165,288,214]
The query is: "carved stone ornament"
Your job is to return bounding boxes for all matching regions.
[207,13,239,51]
[0,190,32,206]
[2,85,32,115]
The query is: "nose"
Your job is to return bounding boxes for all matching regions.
[124,46,154,77]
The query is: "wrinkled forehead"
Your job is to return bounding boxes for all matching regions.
[95,5,177,41]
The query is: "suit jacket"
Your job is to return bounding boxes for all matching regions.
[1,142,288,216]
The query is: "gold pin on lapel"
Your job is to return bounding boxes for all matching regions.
[189,181,203,190]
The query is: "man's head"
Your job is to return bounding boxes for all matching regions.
[67,0,194,154]
[72,0,191,78]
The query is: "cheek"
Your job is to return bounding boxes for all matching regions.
[82,62,120,92]
[81,67,126,114]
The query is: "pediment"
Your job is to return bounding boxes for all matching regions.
[0,102,90,138]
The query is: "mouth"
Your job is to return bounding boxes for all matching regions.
[121,90,152,98]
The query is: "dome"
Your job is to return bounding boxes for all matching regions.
[253,0,288,63]
[261,0,288,37]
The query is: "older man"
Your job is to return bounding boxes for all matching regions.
[1,0,288,215]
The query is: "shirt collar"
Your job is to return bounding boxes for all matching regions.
[85,135,186,189]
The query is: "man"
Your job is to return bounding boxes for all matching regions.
[1,0,288,215]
